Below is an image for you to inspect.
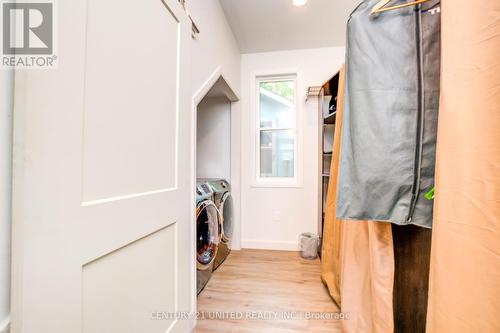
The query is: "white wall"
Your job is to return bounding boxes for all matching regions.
[197,97,231,180]
[186,0,241,251]
[187,0,240,97]
[0,69,13,332]
[241,47,345,250]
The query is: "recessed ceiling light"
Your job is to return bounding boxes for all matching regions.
[293,0,308,7]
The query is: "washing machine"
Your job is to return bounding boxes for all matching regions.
[196,181,221,295]
[204,179,234,271]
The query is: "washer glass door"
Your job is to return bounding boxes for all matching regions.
[221,192,234,242]
[197,201,220,268]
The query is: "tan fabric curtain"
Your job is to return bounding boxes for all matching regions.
[340,221,394,333]
[426,1,500,332]
[321,66,346,306]
[321,66,395,332]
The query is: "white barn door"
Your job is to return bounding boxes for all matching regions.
[11,0,193,332]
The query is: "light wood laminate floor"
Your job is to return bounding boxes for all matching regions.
[193,249,342,333]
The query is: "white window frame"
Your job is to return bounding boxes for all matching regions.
[252,73,302,188]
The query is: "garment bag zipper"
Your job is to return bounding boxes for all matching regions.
[407,5,425,223]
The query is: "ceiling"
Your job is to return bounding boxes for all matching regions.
[219,0,362,54]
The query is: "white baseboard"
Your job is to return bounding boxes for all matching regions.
[242,239,298,251]
[0,316,10,333]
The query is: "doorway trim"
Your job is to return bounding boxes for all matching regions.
[190,66,240,323]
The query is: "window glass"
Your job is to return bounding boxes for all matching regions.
[257,77,296,181]
[260,130,294,178]
[259,80,295,129]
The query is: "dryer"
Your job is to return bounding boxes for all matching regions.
[204,179,233,271]
[196,181,221,295]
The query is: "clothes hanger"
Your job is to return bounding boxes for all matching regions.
[371,0,432,15]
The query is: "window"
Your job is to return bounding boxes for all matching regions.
[255,75,298,185]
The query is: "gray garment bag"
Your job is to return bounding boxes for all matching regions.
[337,0,441,228]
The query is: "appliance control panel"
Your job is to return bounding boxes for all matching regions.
[196,183,213,196]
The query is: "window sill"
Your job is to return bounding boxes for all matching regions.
[251,179,303,189]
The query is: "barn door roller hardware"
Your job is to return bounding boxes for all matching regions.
[190,15,200,36]
[178,0,200,37]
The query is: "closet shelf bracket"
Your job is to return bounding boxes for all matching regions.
[306,86,322,101]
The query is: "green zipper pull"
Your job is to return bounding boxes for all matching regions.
[425,187,435,201]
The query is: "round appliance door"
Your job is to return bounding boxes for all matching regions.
[196,201,221,270]
[220,192,234,243]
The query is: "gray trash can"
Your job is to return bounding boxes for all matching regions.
[299,232,319,259]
